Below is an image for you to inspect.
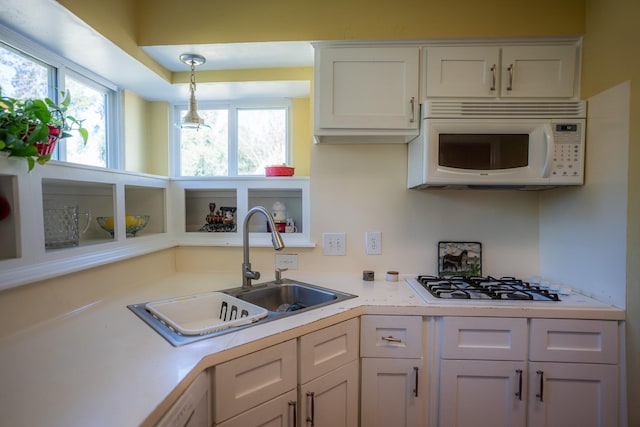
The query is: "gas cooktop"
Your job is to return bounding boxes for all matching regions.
[411,275,560,301]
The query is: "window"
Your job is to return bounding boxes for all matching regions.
[174,101,290,177]
[0,29,119,169]
[59,73,109,167]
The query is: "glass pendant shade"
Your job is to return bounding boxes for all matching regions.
[179,53,207,129]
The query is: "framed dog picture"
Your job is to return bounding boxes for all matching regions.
[438,241,482,276]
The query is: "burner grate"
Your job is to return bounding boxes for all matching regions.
[416,275,560,301]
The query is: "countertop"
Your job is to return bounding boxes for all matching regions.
[0,272,624,427]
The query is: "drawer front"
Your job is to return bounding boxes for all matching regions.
[299,318,359,384]
[216,389,297,427]
[360,315,423,358]
[529,318,618,364]
[441,317,528,360]
[214,339,297,423]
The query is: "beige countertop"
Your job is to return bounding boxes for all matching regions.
[0,272,624,427]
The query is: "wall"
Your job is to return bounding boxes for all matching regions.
[175,144,542,280]
[134,0,585,45]
[146,101,170,176]
[580,0,640,424]
[539,82,629,308]
[123,90,147,172]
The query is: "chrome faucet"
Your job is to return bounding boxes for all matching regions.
[242,206,285,289]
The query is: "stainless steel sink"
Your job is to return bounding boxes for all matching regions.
[223,279,356,313]
[128,279,356,346]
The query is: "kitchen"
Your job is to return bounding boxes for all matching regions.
[0,0,637,426]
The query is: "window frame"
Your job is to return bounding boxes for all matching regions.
[170,99,293,177]
[0,24,122,169]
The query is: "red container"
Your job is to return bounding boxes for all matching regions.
[265,165,295,176]
[266,221,287,232]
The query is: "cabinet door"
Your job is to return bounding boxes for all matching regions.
[361,358,423,427]
[216,390,297,427]
[528,362,618,427]
[299,360,359,427]
[157,371,211,427]
[299,318,359,384]
[214,340,297,423]
[315,47,419,130]
[439,359,526,427]
[425,46,500,97]
[501,45,576,98]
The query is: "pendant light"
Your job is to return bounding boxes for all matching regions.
[179,53,207,129]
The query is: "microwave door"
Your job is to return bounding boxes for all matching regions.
[438,133,529,171]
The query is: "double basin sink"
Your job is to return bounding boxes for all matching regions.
[128,279,357,346]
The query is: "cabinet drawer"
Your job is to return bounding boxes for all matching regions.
[213,340,297,423]
[360,315,423,358]
[299,318,359,384]
[441,317,527,360]
[216,389,297,427]
[529,318,618,364]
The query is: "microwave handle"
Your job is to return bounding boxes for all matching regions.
[542,124,554,178]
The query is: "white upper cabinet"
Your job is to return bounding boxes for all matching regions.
[501,45,577,98]
[425,46,500,98]
[426,43,578,99]
[314,46,420,143]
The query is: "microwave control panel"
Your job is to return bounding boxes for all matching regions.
[549,122,584,183]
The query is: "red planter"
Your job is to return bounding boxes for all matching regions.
[34,126,60,156]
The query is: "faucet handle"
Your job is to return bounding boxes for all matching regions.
[275,268,288,283]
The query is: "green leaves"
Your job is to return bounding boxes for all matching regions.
[1,89,89,170]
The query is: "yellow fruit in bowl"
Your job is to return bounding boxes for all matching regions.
[125,215,139,228]
[103,217,115,230]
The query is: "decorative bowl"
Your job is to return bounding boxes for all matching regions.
[265,165,295,176]
[97,215,150,237]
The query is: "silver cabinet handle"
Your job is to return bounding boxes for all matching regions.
[409,97,415,123]
[288,400,297,427]
[490,64,496,91]
[536,370,544,402]
[507,64,514,91]
[413,366,419,397]
[306,391,315,426]
[381,335,402,343]
[515,369,523,400]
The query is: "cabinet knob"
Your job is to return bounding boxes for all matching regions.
[381,335,402,343]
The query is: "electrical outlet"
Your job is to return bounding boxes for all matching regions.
[322,232,346,256]
[366,231,382,255]
[275,253,298,270]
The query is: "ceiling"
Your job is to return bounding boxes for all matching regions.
[0,0,314,102]
[142,42,314,72]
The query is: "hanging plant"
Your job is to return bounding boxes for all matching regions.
[0,89,89,171]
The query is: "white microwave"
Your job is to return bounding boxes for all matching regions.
[408,101,587,189]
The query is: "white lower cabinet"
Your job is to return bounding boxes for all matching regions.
[157,371,211,427]
[211,319,359,427]
[360,315,424,427]
[437,317,620,427]
[299,318,360,427]
[299,360,359,427]
[217,389,297,427]
[212,339,298,426]
[439,359,526,427]
[527,318,620,427]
